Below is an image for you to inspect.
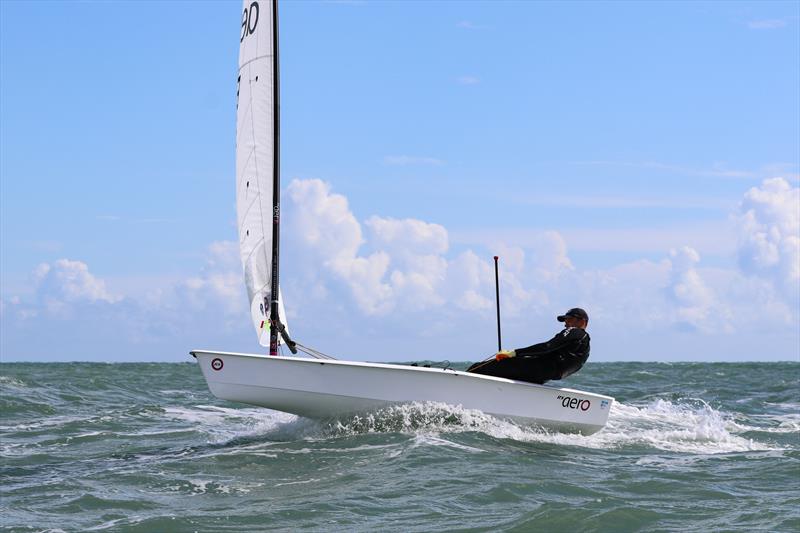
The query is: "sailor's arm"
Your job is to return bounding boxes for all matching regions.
[512,328,580,358]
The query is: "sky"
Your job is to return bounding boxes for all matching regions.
[1,0,798,363]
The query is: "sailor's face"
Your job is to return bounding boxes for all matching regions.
[562,316,585,328]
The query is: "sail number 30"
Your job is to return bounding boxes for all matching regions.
[241,1,259,42]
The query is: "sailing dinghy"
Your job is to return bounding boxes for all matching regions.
[192,0,614,435]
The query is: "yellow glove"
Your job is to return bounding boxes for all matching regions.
[495,350,516,361]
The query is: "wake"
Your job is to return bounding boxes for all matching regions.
[164,398,788,455]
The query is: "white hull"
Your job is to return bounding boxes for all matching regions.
[192,350,614,435]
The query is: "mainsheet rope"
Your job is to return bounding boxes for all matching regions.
[466,353,499,373]
[293,341,338,360]
[280,342,495,370]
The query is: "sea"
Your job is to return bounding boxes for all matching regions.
[1,361,798,532]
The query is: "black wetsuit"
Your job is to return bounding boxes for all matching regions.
[467,327,590,384]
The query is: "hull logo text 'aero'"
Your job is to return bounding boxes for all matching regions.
[557,395,590,411]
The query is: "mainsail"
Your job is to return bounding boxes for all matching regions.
[236,0,288,348]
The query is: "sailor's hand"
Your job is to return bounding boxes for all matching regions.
[495,350,516,361]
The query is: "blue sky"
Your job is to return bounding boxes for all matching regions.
[1,0,798,362]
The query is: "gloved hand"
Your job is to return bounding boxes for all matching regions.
[495,350,516,361]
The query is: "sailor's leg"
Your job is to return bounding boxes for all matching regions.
[518,355,560,384]
[467,358,521,379]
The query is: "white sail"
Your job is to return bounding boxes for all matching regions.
[236,0,287,346]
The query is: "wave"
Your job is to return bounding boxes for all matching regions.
[165,397,789,456]
[0,375,29,388]
[162,405,301,443]
[594,398,777,454]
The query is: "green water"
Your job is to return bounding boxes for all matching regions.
[1,362,798,532]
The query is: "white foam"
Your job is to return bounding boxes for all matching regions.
[165,478,258,495]
[0,414,86,432]
[328,402,500,435]
[410,434,485,453]
[166,397,787,455]
[484,398,779,454]
[162,404,299,443]
[274,478,322,487]
[0,375,28,388]
[592,399,776,453]
[319,399,782,455]
[734,413,800,434]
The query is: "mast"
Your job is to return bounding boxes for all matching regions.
[268,0,282,355]
[266,0,297,355]
[494,256,502,351]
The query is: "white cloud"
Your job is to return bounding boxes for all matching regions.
[366,216,448,258]
[748,19,788,30]
[172,241,245,317]
[31,259,121,316]
[366,217,449,310]
[524,231,573,282]
[446,250,494,311]
[736,177,800,302]
[581,258,670,324]
[284,179,567,317]
[383,155,444,166]
[570,160,754,179]
[282,178,762,337]
[665,247,719,330]
[23,240,63,253]
[453,221,737,255]
[515,194,732,210]
[287,180,450,314]
[4,178,799,361]
[1,244,255,361]
[456,20,491,30]
[287,178,363,261]
[286,178,393,314]
[457,76,480,85]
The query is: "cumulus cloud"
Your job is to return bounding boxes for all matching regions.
[582,258,670,325]
[367,217,449,310]
[1,243,256,360]
[366,216,449,257]
[736,177,799,302]
[171,241,245,318]
[286,179,393,314]
[281,178,756,336]
[524,231,573,282]
[1,259,137,360]
[665,247,719,330]
[30,259,121,316]
[287,179,448,314]
[5,177,799,361]
[284,179,567,317]
[445,250,494,311]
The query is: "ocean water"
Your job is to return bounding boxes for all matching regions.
[1,361,798,532]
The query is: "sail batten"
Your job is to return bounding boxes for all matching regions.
[236,0,287,347]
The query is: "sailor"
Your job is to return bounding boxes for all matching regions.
[467,308,591,384]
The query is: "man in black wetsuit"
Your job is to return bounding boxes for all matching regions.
[467,308,591,384]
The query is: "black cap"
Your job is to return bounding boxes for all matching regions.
[557,308,588,322]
